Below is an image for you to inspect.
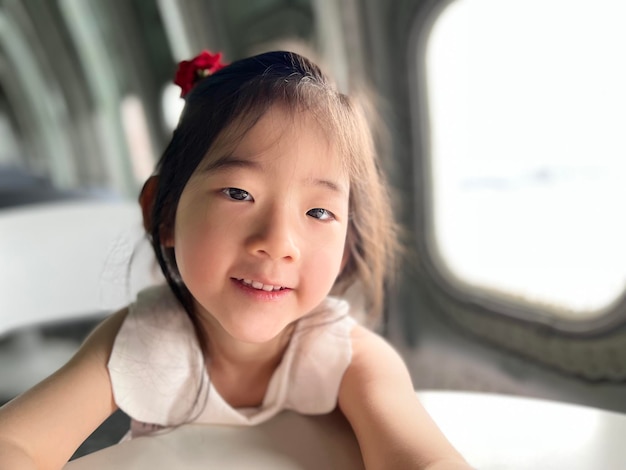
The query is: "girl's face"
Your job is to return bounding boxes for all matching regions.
[170,106,350,344]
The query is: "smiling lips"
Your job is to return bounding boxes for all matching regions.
[236,278,288,292]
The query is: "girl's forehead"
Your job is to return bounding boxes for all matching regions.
[237,107,328,149]
[199,105,351,177]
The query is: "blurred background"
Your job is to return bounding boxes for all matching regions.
[1,0,626,458]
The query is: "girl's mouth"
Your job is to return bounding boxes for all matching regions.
[235,278,288,292]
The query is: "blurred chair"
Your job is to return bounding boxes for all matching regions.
[0,166,158,399]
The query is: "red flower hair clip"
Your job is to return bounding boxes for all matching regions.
[174,50,228,98]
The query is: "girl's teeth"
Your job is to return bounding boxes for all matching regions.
[241,279,283,291]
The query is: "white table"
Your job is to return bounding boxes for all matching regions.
[64,391,626,470]
[66,408,364,470]
[418,391,626,469]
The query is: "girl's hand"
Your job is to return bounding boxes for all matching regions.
[338,326,473,470]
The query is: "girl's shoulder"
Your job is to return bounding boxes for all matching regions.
[108,284,206,426]
[290,296,358,364]
[338,327,471,468]
[279,296,356,415]
[348,325,405,369]
[112,284,196,353]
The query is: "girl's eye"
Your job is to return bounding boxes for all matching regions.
[222,187,253,201]
[307,208,335,221]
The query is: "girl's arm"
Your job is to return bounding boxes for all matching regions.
[0,308,128,470]
[338,325,473,470]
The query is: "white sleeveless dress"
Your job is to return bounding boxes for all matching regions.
[107,284,356,438]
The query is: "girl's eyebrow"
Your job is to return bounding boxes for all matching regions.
[202,155,261,172]
[305,177,348,196]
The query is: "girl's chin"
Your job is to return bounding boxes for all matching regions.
[192,295,305,345]
[201,308,296,345]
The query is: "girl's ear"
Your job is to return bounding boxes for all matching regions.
[139,175,159,233]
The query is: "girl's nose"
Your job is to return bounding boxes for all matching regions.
[246,207,301,262]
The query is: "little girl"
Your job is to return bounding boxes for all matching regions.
[0,50,471,469]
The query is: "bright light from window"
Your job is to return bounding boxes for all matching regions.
[161,82,185,131]
[425,0,626,318]
[120,95,155,184]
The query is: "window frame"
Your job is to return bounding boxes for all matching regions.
[406,0,626,337]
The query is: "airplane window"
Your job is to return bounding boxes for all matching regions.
[420,0,626,320]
